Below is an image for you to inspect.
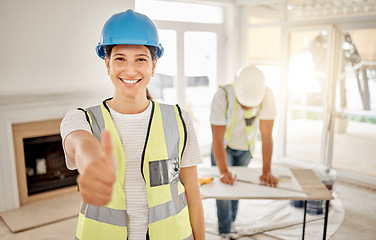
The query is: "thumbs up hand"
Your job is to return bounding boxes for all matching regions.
[77,130,116,206]
[100,130,117,173]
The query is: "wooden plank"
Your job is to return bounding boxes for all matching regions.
[291,169,334,200]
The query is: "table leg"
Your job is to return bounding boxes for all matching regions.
[323,200,330,240]
[302,200,307,240]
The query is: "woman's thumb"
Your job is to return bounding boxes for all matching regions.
[101,130,117,172]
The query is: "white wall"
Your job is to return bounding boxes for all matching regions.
[0,0,135,95]
[0,0,136,212]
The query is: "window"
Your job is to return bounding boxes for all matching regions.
[285,29,330,164]
[332,28,376,178]
[136,0,225,157]
[148,30,177,104]
[184,31,217,150]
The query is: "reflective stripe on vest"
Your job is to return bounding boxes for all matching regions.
[80,202,127,227]
[86,105,105,141]
[222,84,260,153]
[77,99,192,239]
[148,191,187,223]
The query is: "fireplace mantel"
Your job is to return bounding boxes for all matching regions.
[0,87,113,212]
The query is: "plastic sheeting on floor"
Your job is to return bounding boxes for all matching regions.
[204,193,344,240]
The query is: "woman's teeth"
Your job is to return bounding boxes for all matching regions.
[121,79,138,84]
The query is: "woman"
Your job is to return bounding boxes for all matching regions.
[60,9,205,240]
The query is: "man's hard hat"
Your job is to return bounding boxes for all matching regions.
[96,9,164,60]
[233,65,266,107]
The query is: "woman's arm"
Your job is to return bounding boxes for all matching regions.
[64,130,116,205]
[180,166,205,239]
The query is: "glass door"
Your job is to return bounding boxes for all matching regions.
[284,27,333,165]
[148,29,177,104]
[332,27,376,178]
[184,31,218,153]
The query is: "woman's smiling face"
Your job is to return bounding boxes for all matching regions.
[105,44,156,99]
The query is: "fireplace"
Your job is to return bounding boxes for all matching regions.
[0,88,113,212]
[13,118,78,205]
[23,134,78,196]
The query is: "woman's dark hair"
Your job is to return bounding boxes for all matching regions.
[145,46,157,61]
[105,45,115,59]
[104,45,157,61]
[104,44,154,100]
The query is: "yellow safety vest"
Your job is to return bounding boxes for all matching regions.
[76,99,193,240]
[222,84,261,154]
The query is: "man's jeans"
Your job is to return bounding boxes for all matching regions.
[211,147,251,234]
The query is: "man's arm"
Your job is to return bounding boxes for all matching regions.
[211,125,236,185]
[259,119,278,187]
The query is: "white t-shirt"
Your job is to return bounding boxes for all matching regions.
[210,86,277,151]
[60,101,202,239]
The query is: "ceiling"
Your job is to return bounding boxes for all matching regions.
[287,0,376,20]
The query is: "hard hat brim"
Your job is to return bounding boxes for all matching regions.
[96,43,164,60]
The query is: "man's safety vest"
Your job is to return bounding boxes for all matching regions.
[75,99,193,240]
[222,84,260,154]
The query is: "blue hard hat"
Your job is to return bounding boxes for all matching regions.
[96,9,164,59]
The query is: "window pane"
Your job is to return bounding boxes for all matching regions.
[136,0,223,23]
[184,31,217,153]
[332,28,376,178]
[285,30,330,164]
[148,30,177,104]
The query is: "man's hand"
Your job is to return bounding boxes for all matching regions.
[220,171,237,185]
[77,130,117,206]
[260,172,278,187]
